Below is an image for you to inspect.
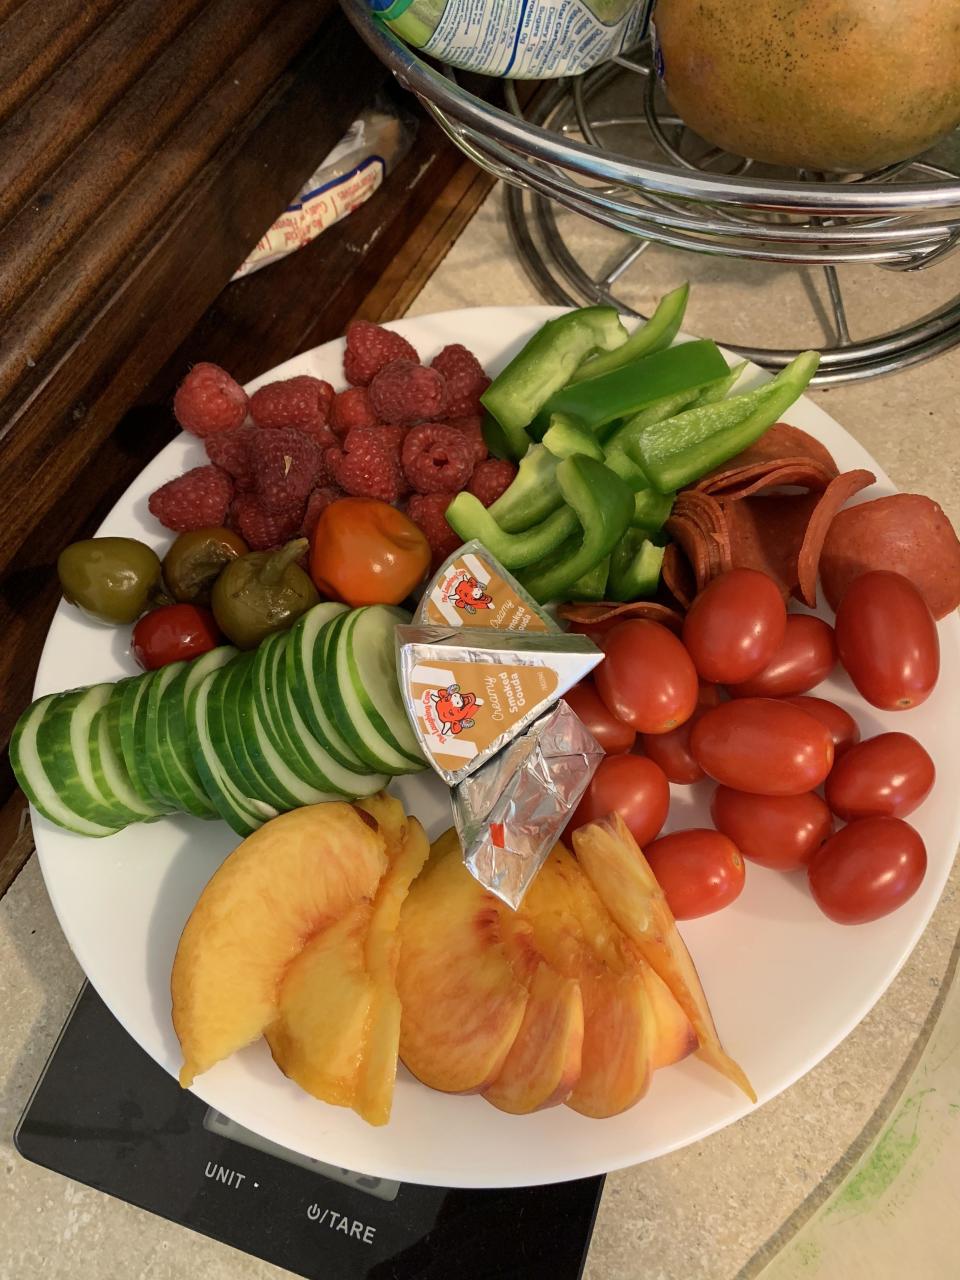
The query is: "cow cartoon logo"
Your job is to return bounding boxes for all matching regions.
[431,683,482,735]
[447,571,494,616]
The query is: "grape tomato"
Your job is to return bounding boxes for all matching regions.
[568,754,670,849]
[644,829,745,920]
[710,786,832,871]
[825,732,935,821]
[690,697,834,795]
[785,696,860,760]
[682,569,787,684]
[563,681,636,755]
[730,614,837,698]
[835,571,939,710]
[595,620,699,734]
[640,683,723,784]
[808,817,927,924]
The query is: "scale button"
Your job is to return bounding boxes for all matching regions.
[306,1205,377,1244]
[203,1160,250,1190]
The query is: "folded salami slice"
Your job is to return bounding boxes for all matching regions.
[558,600,685,632]
[693,422,839,501]
[696,422,838,484]
[720,493,820,598]
[661,543,696,610]
[795,469,875,606]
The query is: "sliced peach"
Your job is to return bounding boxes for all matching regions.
[483,961,583,1115]
[572,813,755,1101]
[355,817,431,1126]
[172,803,387,1087]
[265,905,374,1106]
[645,965,697,1071]
[355,791,408,856]
[397,838,529,1093]
[567,971,653,1118]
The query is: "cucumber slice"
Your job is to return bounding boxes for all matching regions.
[186,666,271,836]
[11,694,120,838]
[132,669,180,808]
[37,686,140,829]
[205,655,281,807]
[327,608,424,775]
[144,661,189,808]
[285,603,365,770]
[278,674,390,798]
[117,675,174,812]
[161,647,237,819]
[88,689,165,822]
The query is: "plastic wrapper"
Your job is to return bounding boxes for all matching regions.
[372,0,655,79]
[454,701,603,908]
[232,101,415,280]
[395,624,602,785]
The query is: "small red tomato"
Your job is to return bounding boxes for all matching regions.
[569,755,670,848]
[784,696,860,760]
[825,733,935,821]
[595,620,699,734]
[808,817,927,924]
[564,680,636,755]
[730,615,837,698]
[710,786,833,871]
[644,829,745,920]
[835,571,939,710]
[132,604,221,670]
[690,697,834,795]
[682,569,787,684]
[640,683,723,784]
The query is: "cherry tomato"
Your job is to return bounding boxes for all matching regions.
[564,680,636,755]
[835,571,939,710]
[808,816,927,924]
[682,569,787,684]
[309,498,430,608]
[730,615,837,698]
[690,697,834,795]
[825,733,935,821]
[784,696,860,760]
[644,829,745,920]
[568,755,670,848]
[132,603,221,670]
[640,683,723,784]
[710,786,832,871]
[595,621,699,734]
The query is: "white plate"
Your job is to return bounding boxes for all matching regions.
[32,307,960,1188]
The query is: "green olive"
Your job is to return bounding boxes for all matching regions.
[211,538,319,650]
[57,537,163,625]
[163,527,248,605]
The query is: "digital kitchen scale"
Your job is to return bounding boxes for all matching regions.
[15,983,603,1279]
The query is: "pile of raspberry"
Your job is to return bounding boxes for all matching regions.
[147,322,516,564]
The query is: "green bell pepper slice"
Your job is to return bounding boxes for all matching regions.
[530,340,729,438]
[541,414,604,461]
[519,455,634,603]
[568,284,689,386]
[632,351,821,494]
[608,532,665,602]
[487,444,564,533]
[444,493,579,570]
[567,556,611,602]
[631,487,675,531]
[481,307,628,459]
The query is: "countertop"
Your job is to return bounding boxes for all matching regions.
[2,185,960,1280]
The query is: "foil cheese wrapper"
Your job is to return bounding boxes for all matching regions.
[414,540,559,634]
[395,624,603,786]
[454,701,604,909]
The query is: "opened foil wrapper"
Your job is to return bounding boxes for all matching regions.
[453,701,603,910]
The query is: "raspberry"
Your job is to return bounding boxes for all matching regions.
[330,386,379,438]
[447,415,488,469]
[468,459,518,507]
[402,424,474,495]
[343,320,418,387]
[248,428,322,512]
[232,493,305,551]
[204,424,257,490]
[369,359,447,426]
[327,428,404,503]
[173,363,248,438]
[406,493,462,567]
[249,375,334,438]
[148,465,234,532]
[431,345,490,418]
[301,486,344,540]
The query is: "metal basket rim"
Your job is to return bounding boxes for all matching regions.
[342,0,960,216]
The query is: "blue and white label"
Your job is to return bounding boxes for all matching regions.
[421,0,647,78]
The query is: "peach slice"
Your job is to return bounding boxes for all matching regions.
[645,965,697,1071]
[572,813,756,1102]
[567,971,653,1118]
[483,961,583,1115]
[172,803,387,1087]
[397,837,529,1094]
[355,817,431,1126]
[355,791,408,856]
[265,905,374,1106]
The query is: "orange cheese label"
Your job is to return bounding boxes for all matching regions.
[420,551,553,633]
[407,658,559,773]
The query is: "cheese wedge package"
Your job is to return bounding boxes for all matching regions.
[414,541,558,634]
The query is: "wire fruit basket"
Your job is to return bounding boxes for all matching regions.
[342,0,960,383]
